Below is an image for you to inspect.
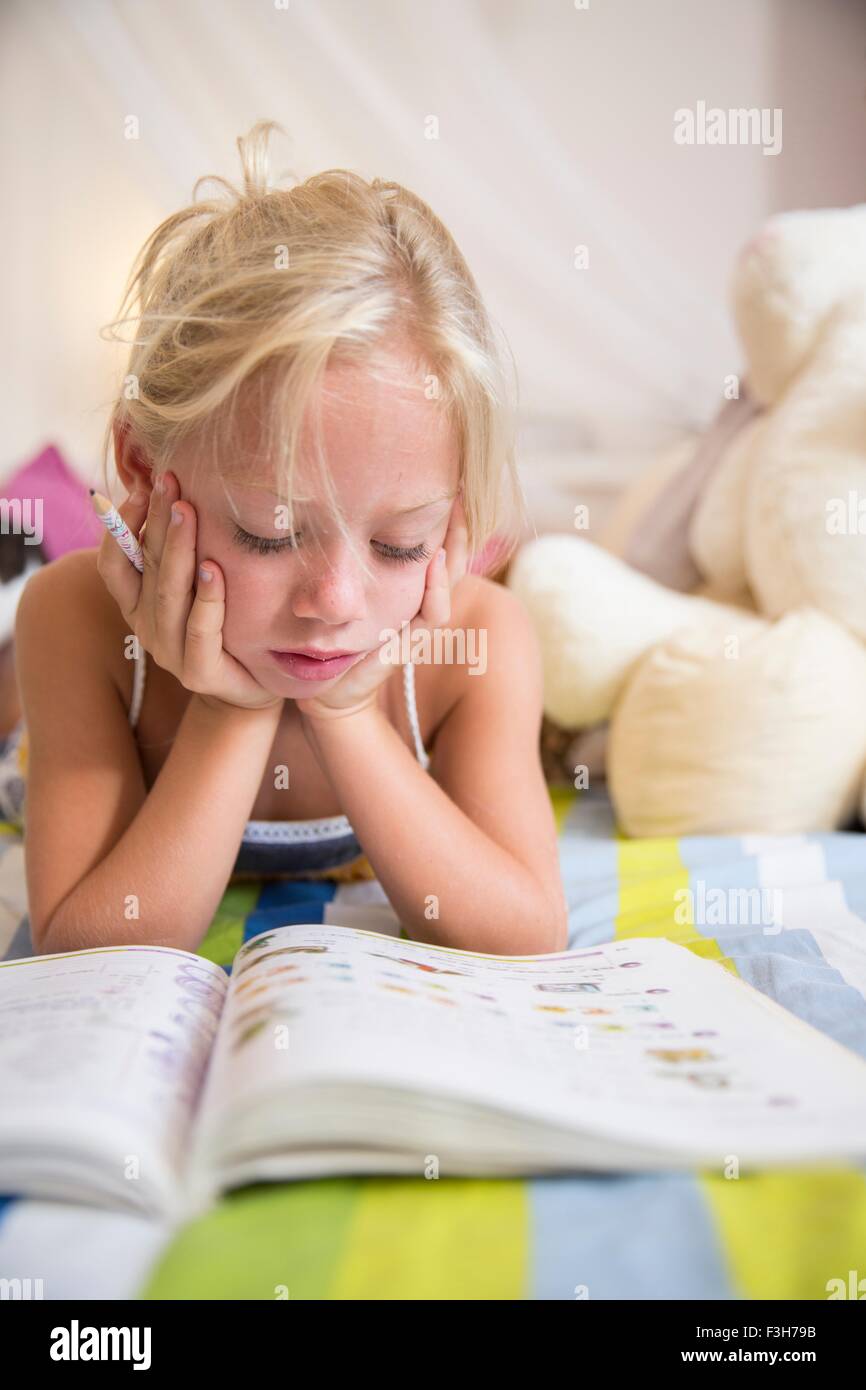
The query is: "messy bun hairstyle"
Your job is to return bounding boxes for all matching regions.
[99,119,529,577]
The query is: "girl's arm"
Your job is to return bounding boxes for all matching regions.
[17,554,283,955]
[300,581,569,955]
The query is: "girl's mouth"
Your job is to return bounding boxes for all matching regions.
[269,649,363,681]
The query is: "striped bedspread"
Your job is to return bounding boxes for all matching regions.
[1,786,865,1300]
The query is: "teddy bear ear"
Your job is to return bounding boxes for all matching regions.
[731,205,866,407]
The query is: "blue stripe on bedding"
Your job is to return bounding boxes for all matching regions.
[671,840,866,1060]
[528,1172,732,1300]
[241,878,336,947]
[821,834,866,919]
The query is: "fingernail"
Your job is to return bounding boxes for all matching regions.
[170,505,183,526]
[198,564,213,583]
[154,474,166,494]
[436,548,446,568]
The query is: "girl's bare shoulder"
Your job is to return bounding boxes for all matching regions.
[417,572,536,744]
[449,571,537,667]
[460,569,529,620]
[16,547,133,702]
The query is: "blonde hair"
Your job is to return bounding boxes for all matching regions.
[100,119,529,578]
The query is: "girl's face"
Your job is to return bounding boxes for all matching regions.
[174,353,461,698]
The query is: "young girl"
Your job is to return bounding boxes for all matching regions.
[14,120,568,959]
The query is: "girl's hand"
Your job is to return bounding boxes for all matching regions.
[96,470,284,715]
[295,489,470,721]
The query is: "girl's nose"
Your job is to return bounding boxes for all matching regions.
[290,546,367,626]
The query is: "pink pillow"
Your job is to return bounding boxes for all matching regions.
[0,443,103,562]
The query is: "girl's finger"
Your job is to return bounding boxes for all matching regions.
[139,469,176,583]
[442,490,469,588]
[96,490,149,622]
[155,494,198,661]
[416,546,451,631]
[182,561,228,689]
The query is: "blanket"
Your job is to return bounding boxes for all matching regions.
[1,786,865,1300]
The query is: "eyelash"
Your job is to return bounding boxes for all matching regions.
[232,525,432,566]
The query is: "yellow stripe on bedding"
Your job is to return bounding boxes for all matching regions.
[615,836,735,972]
[701,1167,866,1300]
[548,785,578,835]
[328,1177,528,1300]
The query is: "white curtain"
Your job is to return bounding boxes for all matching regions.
[3,0,865,507]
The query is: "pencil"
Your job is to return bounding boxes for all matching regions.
[89,490,145,573]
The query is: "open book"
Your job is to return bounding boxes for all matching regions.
[3,924,866,1226]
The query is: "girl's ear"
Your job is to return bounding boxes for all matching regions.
[112,419,153,497]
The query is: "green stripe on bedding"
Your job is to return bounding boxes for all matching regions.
[197,882,261,967]
[140,1180,361,1299]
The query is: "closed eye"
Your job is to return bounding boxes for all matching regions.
[232,525,296,555]
[232,525,432,565]
[374,541,432,565]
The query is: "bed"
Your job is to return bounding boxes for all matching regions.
[1,783,865,1300]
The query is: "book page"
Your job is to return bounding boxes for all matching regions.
[0,946,228,1203]
[193,925,866,1162]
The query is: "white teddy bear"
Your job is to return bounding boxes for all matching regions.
[508,205,866,836]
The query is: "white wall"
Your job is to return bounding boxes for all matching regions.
[2,0,865,502]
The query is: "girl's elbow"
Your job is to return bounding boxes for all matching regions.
[546,907,569,954]
[543,885,569,953]
[514,885,568,955]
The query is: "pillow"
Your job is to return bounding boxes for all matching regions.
[0,443,103,563]
[608,608,866,835]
